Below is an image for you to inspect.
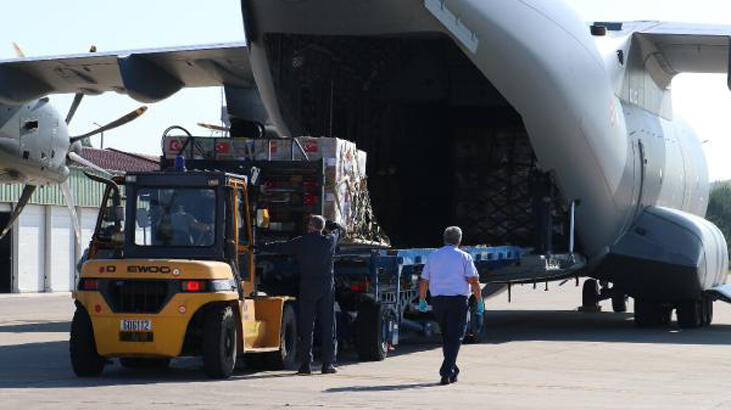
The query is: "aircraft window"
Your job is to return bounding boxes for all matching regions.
[23,120,38,131]
[22,151,29,160]
[135,188,216,247]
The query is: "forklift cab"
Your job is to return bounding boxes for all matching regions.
[121,170,258,294]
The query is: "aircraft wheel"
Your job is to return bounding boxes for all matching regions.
[676,300,702,329]
[634,299,666,327]
[582,279,600,309]
[611,294,627,313]
[705,298,714,326]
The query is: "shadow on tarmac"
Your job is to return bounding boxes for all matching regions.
[3,308,731,389]
[483,309,731,345]
[324,382,440,392]
[0,321,70,333]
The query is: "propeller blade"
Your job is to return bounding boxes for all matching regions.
[70,106,148,143]
[12,42,25,58]
[198,122,230,132]
[0,184,36,240]
[67,151,112,178]
[65,93,84,125]
[64,46,97,127]
[60,180,82,251]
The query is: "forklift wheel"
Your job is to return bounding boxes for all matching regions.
[202,305,237,379]
[70,307,105,377]
[354,299,391,362]
[261,303,298,370]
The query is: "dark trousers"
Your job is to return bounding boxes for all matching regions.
[297,291,336,367]
[431,295,468,378]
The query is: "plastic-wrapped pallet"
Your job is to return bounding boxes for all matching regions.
[294,137,389,247]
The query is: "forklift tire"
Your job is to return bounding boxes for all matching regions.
[354,299,390,362]
[202,305,237,379]
[261,303,298,370]
[463,295,484,344]
[70,307,105,377]
[119,358,171,369]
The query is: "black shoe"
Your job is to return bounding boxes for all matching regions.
[449,374,458,384]
[297,366,312,375]
[321,364,337,374]
[440,376,450,385]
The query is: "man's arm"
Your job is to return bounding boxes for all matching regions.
[465,255,483,308]
[468,277,481,302]
[325,220,345,242]
[261,236,303,255]
[419,279,429,300]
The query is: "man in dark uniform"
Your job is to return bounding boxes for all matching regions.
[262,215,343,375]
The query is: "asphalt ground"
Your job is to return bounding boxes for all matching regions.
[2,282,731,409]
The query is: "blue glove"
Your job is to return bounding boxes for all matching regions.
[476,299,485,314]
[418,299,428,313]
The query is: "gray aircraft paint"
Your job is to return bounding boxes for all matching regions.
[0,1,727,302]
[0,100,71,185]
[240,0,729,301]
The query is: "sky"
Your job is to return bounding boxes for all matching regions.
[2,1,731,180]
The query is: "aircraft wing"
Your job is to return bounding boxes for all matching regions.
[0,42,252,104]
[633,22,731,88]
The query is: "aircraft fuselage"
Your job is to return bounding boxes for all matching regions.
[240,0,728,302]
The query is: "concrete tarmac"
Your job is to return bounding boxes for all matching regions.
[2,282,731,409]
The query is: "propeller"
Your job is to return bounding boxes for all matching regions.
[70,106,147,143]
[12,42,25,58]
[198,122,230,132]
[65,45,97,127]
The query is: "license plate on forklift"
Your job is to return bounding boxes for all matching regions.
[120,319,152,331]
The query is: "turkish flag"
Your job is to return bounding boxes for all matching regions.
[215,141,230,153]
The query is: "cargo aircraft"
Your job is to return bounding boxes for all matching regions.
[2,0,731,328]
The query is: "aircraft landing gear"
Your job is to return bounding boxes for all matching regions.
[579,279,601,312]
[676,297,713,328]
[634,299,671,327]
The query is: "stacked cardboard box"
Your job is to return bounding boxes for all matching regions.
[162,135,389,246]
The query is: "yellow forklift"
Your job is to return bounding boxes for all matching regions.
[71,168,297,378]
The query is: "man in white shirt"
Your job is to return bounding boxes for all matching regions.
[418,226,484,385]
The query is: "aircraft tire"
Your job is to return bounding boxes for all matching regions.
[582,279,600,308]
[70,307,105,377]
[705,298,714,326]
[611,294,627,313]
[676,300,702,329]
[202,305,237,379]
[634,299,667,327]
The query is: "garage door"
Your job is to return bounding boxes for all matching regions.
[17,205,44,292]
